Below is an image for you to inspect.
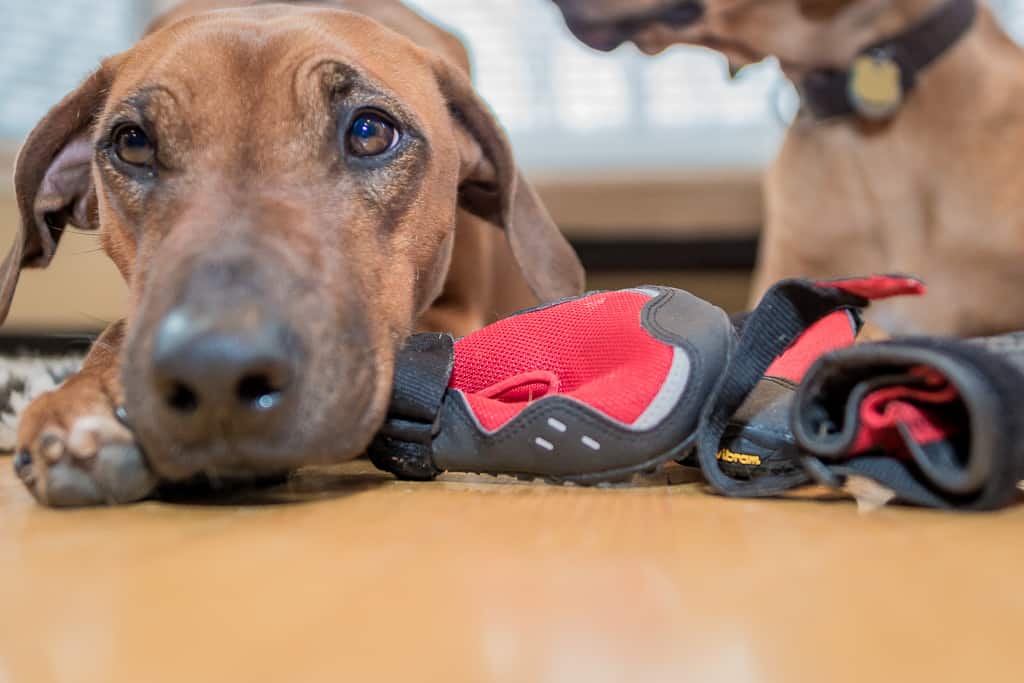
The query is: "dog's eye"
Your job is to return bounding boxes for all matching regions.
[346,112,399,157]
[113,124,156,167]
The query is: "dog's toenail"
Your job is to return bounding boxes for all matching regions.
[14,450,31,474]
[39,434,65,463]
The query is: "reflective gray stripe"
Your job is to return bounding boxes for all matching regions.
[631,346,690,431]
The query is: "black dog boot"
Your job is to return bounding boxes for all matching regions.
[788,333,1024,510]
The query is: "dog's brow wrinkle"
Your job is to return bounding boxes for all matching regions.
[305,59,358,98]
[124,85,184,114]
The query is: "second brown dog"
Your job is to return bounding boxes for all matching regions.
[553,0,1024,337]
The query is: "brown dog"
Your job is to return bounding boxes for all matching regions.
[553,0,1024,337]
[4,0,584,506]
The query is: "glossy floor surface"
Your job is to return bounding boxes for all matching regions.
[1,457,1021,683]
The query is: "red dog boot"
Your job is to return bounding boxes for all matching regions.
[369,276,923,486]
[370,286,733,483]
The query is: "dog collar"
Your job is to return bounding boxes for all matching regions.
[800,0,977,121]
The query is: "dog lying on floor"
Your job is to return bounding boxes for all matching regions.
[552,0,1024,337]
[2,0,583,506]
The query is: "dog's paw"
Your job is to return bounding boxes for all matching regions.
[14,388,158,507]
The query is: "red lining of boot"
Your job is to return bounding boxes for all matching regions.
[449,291,674,431]
[849,367,961,457]
[766,311,856,383]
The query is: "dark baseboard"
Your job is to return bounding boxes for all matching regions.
[570,235,760,272]
[0,333,96,354]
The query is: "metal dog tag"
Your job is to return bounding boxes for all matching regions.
[847,50,905,120]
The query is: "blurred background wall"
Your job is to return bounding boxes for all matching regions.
[1,0,1023,331]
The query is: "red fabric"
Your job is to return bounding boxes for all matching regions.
[816,274,926,300]
[849,367,961,457]
[765,276,925,383]
[450,291,673,431]
[766,311,856,383]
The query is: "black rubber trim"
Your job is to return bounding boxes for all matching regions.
[571,236,759,272]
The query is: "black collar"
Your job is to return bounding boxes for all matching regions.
[800,0,977,121]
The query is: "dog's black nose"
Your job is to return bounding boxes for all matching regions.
[150,308,301,433]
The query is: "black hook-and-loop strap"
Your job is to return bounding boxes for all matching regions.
[367,333,454,480]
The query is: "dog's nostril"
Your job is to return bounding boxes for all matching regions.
[166,382,200,414]
[150,310,299,425]
[236,373,283,410]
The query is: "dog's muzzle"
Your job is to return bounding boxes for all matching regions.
[561,0,705,51]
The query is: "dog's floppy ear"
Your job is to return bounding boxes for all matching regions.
[0,67,108,324]
[432,59,585,303]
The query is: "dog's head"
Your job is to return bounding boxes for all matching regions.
[1,4,582,481]
[551,0,877,69]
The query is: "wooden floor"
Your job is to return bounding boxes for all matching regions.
[1,457,1023,682]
